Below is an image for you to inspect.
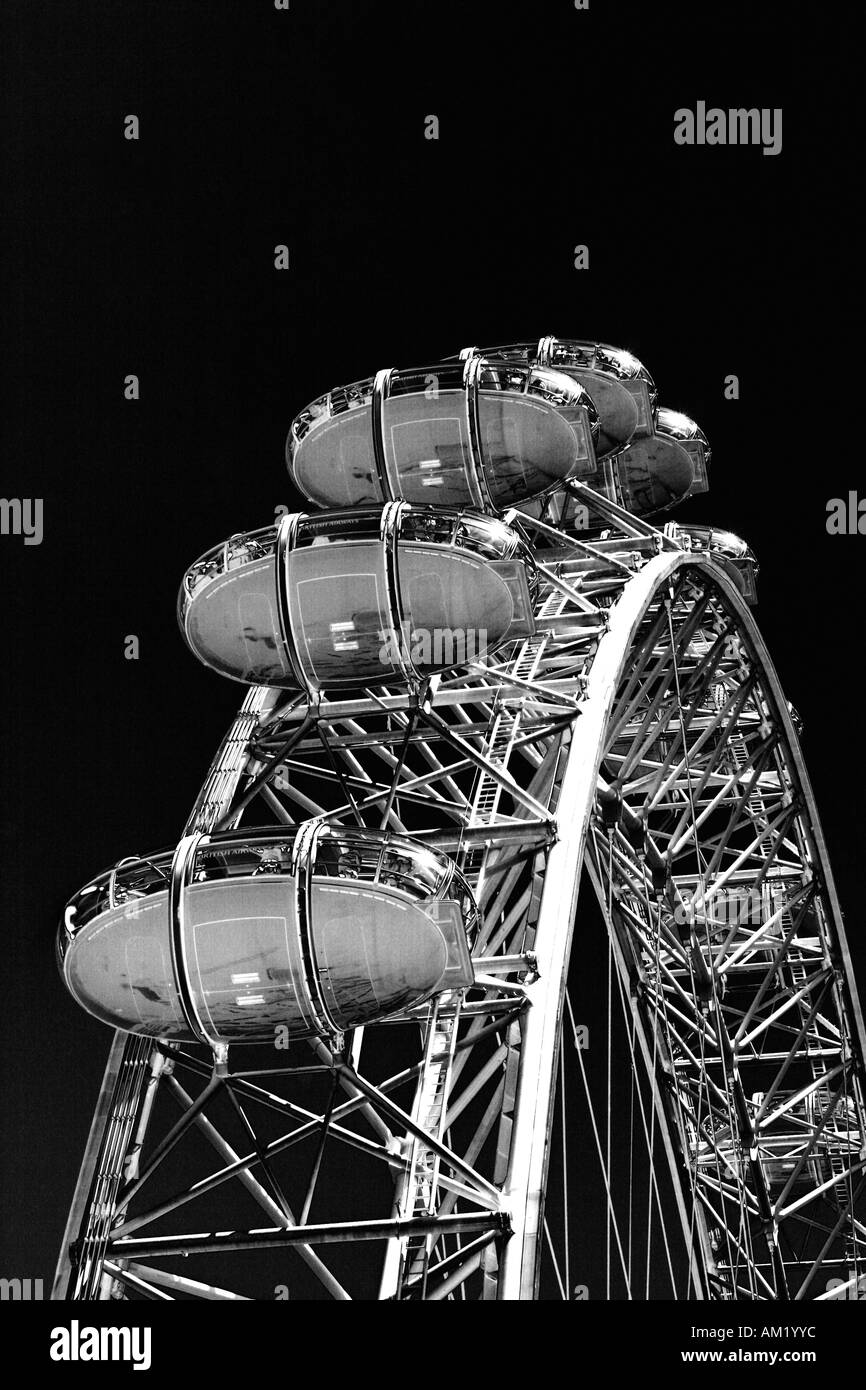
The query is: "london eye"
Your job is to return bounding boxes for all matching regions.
[52,338,866,1302]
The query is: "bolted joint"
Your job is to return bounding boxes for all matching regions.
[624,814,648,855]
[597,788,623,833]
[650,860,670,898]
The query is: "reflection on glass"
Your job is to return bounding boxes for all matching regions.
[288,368,593,511]
[59,828,477,1043]
[180,507,537,691]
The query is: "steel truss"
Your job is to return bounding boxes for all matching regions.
[53,494,866,1301]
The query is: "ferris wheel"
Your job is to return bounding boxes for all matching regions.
[52,339,866,1302]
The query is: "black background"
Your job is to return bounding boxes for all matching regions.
[1,0,862,1322]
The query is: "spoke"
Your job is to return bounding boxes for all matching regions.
[565,992,633,1298]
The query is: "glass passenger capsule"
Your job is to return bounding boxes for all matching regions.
[671,524,759,604]
[456,338,658,456]
[520,406,710,531]
[604,406,710,516]
[58,824,478,1045]
[692,1094,861,1191]
[178,503,538,692]
[286,357,599,511]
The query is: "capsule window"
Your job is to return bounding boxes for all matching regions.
[294,407,382,509]
[383,393,472,501]
[576,373,640,454]
[451,514,512,559]
[480,398,530,499]
[426,898,476,989]
[125,932,175,1030]
[238,590,285,677]
[617,436,695,515]
[399,511,458,548]
[295,513,384,547]
[312,882,448,1030]
[488,559,535,639]
[288,542,398,685]
[185,559,293,685]
[405,569,450,634]
[185,880,313,1037]
[400,546,514,664]
[65,894,184,1038]
[623,379,653,434]
[683,441,709,496]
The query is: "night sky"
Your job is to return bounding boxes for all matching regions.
[1,0,861,1313]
